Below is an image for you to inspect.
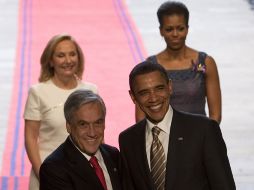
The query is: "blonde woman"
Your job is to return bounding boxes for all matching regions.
[24,34,97,190]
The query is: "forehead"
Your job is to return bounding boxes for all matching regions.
[55,40,76,51]
[162,14,186,25]
[74,101,104,120]
[133,71,167,89]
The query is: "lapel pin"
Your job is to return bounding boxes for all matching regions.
[178,137,183,141]
[113,168,117,172]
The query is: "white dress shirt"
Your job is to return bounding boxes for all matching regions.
[145,106,173,169]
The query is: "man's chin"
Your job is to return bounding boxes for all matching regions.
[82,147,100,156]
[146,115,164,124]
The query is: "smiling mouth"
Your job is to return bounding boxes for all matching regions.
[171,40,181,44]
[62,65,75,70]
[149,104,163,111]
[87,138,97,142]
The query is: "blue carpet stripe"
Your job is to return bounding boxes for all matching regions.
[113,0,145,64]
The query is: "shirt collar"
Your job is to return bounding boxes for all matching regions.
[146,105,173,134]
[69,136,102,161]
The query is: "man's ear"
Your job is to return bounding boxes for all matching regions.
[66,122,71,134]
[129,90,137,104]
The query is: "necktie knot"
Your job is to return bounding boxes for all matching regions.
[152,126,161,137]
[90,156,99,169]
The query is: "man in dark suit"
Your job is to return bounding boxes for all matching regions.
[119,61,235,190]
[40,89,121,190]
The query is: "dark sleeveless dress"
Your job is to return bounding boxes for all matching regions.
[147,52,207,115]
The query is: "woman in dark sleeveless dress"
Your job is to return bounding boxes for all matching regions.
[136,1,221,123]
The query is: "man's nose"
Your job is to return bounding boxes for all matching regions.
[149,91,158,102]
[87,125,96,136]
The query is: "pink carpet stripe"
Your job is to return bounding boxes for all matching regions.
[0,177,29,190]
[1,0,147,189]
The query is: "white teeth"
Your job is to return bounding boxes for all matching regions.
[150,104,161,110]
[63,65,73,70]
[63,65,72,67]
[87,139,96,142]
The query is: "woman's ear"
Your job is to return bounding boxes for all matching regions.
[159,26,163,37]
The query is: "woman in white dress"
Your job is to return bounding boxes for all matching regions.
[23,34,98,190]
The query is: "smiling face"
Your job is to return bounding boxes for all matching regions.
[51,39,79,79]
[67,101,105,155]
[160,14,188,51]
[130,71,172,124]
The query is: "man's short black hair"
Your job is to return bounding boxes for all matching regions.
[129,61,169,93]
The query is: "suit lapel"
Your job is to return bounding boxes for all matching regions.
[100,145,120,190]
[63,138,103,190]
[134,120,155,189]
[165,109,184,189]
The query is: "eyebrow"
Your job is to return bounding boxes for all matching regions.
[77,118,105,124]
[137,84,166,93]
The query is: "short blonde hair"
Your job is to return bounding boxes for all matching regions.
[39,34,85,82]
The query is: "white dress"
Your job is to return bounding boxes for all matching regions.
[23,79,97,190]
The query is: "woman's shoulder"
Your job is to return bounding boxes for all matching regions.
[194,49,216,67]
[191,50,217,75]
[146,55,157,64]
[186,47,200,57]
[78,81,98,93]
[28,80,53,92]
[187,48,209,64]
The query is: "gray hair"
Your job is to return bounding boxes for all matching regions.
[64,89,106,124]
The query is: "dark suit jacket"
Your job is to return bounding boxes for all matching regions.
[119,109,235,190]
[40,137,121,190]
